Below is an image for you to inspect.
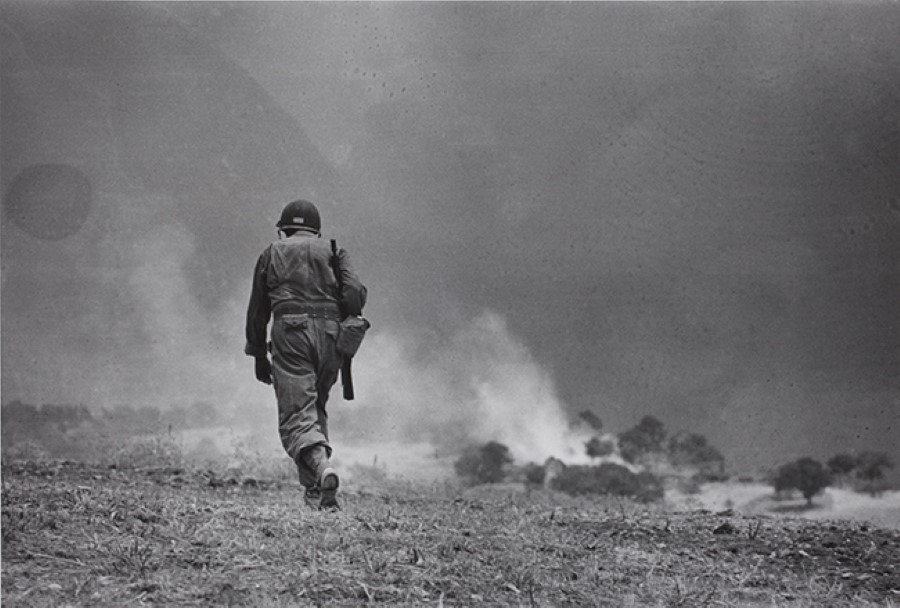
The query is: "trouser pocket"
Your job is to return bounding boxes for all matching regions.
[272,314,313,371]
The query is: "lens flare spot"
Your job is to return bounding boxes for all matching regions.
[3,164,92,240]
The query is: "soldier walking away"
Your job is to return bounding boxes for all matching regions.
[245,200,367,510]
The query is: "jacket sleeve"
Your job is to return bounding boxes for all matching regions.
[244,248,272,358]
[337,247,367,317]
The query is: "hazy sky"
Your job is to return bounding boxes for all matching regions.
[2,1,897,472]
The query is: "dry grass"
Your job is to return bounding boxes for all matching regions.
[3,459,899,607]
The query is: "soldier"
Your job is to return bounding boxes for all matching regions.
[245,199,367,510]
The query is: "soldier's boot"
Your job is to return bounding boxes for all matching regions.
[303,486,321,510]
[303,445,340,511]
[319,467,340,511]
[294,452,321,510]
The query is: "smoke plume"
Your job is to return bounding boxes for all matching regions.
[335,312,593,469]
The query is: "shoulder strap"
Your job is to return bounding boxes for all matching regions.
[330,238,356,400]
[330,239,346,316]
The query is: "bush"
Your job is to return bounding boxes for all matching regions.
[667,431,725,479]
[855,451,894,496]
[454,441,513,486]
[773,457,831,506]
[585,436,615,459]
[618,415,666,464]
[668,432,723,466]
[855,451,893,482]
[827,453,858,476]
[522,462,546,486]
[551,463,663,502]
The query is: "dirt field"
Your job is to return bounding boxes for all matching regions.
[3,460,899,607]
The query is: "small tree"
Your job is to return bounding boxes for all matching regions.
[618,415,666,464]
[855,451,894,496]
[454,441,513,486]
[585,436,616,459]
[551,463,663,503]
[667,431,725,478]
[827,453,858,477]
[522,462,546,486]
[855,451,893,481]
[773,457,831,506]
[827,453,857,487]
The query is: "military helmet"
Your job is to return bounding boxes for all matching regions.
[276,199,321,233]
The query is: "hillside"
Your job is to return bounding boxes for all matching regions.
[3,460,899,606]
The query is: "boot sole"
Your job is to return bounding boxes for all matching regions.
[319,469,340,511]
[303,488,321,510]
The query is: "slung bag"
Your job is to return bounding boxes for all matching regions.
[336,315,371,357]
[330,239,370,358]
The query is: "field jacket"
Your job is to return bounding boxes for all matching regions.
[244,231,367,358]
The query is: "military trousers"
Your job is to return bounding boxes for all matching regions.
[270,313,342,488]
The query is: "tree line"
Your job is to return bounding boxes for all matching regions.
[1,400,231,461]
[454,414,726,502]
[773,451,895,505]
[454,412,895,505]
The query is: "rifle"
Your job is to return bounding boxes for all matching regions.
[330,239,355,400]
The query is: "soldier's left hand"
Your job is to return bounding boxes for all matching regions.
[255,356,273,384]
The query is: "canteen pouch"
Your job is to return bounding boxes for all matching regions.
[336,316,370,358]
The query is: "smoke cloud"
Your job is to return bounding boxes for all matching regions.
[337,311,593,467]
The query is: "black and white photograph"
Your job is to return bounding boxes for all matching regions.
[2,1,898,605]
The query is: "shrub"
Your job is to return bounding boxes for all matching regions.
[668,432,723,466]
[551,463,663,502]
[827,453,858,476]
[522,462,546,486]
[618,415,666,464]
[855,451,893,482]
[585,436,615,459]
[454,441,513,486]
[773,457,831,506]
[667,431,725,479]
[855,451,894,496]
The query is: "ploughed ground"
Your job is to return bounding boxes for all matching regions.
[3,460,899,606]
